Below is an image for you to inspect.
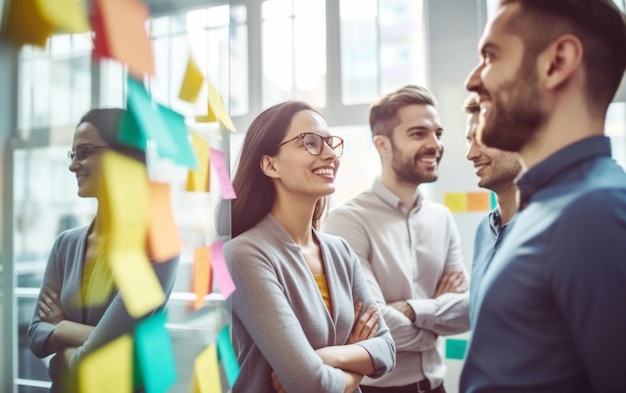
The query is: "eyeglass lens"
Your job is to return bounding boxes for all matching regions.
[302,133,344,157]
[68,146,108,161]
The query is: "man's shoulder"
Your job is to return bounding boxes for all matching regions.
[328,190,381,217]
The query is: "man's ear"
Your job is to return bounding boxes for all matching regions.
[260,155,281,179]
[373,135,392,158]
[540,34,583,91]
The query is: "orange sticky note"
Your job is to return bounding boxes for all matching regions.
[93,0,154,77]
[467,191,491,212]
[147,182,182,262]
[444,193,468,213]
[192,246,212,310]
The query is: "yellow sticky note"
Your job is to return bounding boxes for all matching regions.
[444,193,468,212]
[195,104,217,123]
[207,81,236,132]
[179,55,206,103]
[192,344,222,393]
[186,132,211,192]
[78,334,133,393]
[147,182,182,262]
[37,0,90,33]
[467,191,491,212]
[97,152,165,317]
[109,249,166,318]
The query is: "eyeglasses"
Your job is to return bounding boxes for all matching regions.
[276,132,344,157]
[67,145,109,161]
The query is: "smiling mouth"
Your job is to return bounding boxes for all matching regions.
[312,168,334,177]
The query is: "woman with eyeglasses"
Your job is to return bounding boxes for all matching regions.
[27,108,179,392]
[224,101,396,393]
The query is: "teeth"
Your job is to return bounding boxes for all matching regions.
[313,168,334,176]
[421,157,437,163]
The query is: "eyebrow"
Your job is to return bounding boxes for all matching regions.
[480,42,500,57]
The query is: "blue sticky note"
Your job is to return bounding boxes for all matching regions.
[134,311,177,393]
[125,77,179,160]
[216,325,240,387]
[445,338,467,360]
[158,104,198,169]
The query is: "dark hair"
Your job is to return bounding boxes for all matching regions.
[78,108,146,163]
[500,0,626,111]
[230,101,328,238]
[369,85,437,138]
[464,95,480,115]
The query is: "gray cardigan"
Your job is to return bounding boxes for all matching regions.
[28,224,179,390]
[225,214,396,393]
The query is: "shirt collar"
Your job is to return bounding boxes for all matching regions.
[372,178,423,213]
[516,135,612,210]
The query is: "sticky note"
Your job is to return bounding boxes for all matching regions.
[147,182,182,262]
[159,105,199,168]
[207,80,236,131]
[217,326,240,387]
[195,105,217,123]
[78,334,133,393]
[211,242,236,299]
[93,0,154,77]
[490,191,498,209]
[192,344,222,393]
[3,0,89,47]
[445,338,467,360]
[179,55,206,103]
[186,132,211,192]
[119,107,147,150]
[210,148,236,200]
[98,152,165,317]
[192,246,212,310]
[467,192,491,212]
[134,311,177,393]
[444,193,468,212]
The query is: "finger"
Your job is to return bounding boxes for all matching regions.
[354,301,363,319]
[44,287,58,300]
[355,306,376,335]
[368,323,379,338]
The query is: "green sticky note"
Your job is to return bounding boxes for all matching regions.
[217,325,240,387]
[445,338,467,360]
[490,191,498,209]
[119,108,146,150]
[134,311,177,393]
[158,104,198,169]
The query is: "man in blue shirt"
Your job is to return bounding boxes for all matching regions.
[461,1,626,392]
[462,95,520,328]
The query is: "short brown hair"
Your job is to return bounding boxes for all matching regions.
[369,85,437,138]
[463,95,480,115]
[501,0,626,111]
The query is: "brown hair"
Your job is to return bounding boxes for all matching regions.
[500,0,626,111]
[369,85,437,138]
[230,101,328,238]
[463,95,480,115]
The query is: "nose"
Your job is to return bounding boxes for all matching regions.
[68,156,80,172]
[465,63,484,93]
[465,139,481,162]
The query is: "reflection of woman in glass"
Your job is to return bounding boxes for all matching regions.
[225,101,396,393]
[28,108,179,392]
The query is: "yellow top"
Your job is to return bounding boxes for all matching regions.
[82,239,114,305]
[314,274,332,314]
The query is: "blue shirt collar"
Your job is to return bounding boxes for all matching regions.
[516,135,612,210]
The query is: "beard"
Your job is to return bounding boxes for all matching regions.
[479,56,548,152]
[390,144,439,186]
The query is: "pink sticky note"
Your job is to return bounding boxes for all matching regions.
[209,148,237,200]
[210,242,236,299]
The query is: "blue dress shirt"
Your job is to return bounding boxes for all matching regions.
[461,135,626,393]
[469,209,515,328]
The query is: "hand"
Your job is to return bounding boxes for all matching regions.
[38,288,67,324]
[388,300,416,322]
[347,302,379,344]
[434,269,468,298]
[271,370,287,393]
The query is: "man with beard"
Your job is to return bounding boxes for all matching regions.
[463,94,521,328]
[324,85,470,393]
[461,1,626,392]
